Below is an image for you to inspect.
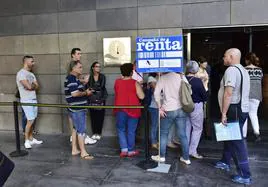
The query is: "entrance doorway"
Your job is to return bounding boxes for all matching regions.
[183,26,268,137]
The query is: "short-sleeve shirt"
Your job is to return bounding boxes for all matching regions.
[16,69,37,101]
[218,64,250,113]
[64,74,88,112]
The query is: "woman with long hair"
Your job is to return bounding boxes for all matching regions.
[243,53,263,142]
[87,61,108,141]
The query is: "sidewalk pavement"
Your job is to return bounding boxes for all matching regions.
[1,131,268,187]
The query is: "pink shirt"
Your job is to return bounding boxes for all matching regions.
[154,72,182,111]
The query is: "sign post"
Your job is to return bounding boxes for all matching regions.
[136,35,184,173]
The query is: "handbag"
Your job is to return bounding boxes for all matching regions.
[0,151,15,186]
[179,74,195,113]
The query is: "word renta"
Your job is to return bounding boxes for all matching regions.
[136,37,182,52]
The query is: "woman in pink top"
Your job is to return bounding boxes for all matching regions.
[114,63,144,157]
[151,72,190,165]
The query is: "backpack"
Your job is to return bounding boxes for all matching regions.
[179,75,195,113]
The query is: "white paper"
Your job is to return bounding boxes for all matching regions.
[214,122,242,141]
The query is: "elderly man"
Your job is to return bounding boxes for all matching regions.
[64,60,94,160]
[215,48,251,185]
[68,48,96,145]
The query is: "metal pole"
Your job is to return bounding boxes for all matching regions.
[136,104,157,170]
[144,105,150,161]
[10,101,28,157]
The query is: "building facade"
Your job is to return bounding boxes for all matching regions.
[0,0,267,134]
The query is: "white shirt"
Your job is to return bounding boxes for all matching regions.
[218,64,250,113]
[16,69,37,101]
[132,70,143,83]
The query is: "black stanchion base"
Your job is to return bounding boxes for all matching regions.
[9,150,28,157]
[136,159,158,170]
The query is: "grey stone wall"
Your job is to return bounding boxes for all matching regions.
[0,0,267,134]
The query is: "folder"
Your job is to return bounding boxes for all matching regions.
[214,122,242,141]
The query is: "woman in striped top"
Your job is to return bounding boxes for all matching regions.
[243,53,263,142]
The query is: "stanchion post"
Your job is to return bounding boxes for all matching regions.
[144,104,150,161]
[136,104,157,170]
[10,101,28,157]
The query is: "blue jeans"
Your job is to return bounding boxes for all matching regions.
[149,107,158,144]
[116,111,138,152]
[70,110,87,136]
[160,109,189,160]
[221,104,251,178]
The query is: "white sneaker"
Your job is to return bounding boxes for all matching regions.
[151,155,165,163]
[180,157,191,165]
[95,135,101,140]
[91,134,97,140]
[85,135,97,145]
[24,140,32,149]
[70,136,72,143]
[30,138,43,145]
[190,153,203,159]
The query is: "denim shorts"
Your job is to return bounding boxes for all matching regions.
[21,99,38,121]
[70,110,87,136]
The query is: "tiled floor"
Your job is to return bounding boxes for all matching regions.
[1,131,267,187]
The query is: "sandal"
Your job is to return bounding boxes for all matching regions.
[72,151,81,156]
[81,154,94,160]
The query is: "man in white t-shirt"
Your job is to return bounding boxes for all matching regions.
[16,56,43,149]
[215,48,251,185]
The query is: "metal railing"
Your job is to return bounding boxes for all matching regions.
[0,101,157,170]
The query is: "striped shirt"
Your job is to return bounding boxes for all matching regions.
[64,74,88,111]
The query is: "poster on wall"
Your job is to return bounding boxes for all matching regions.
[103,37,131,67]
[136,35,183,73]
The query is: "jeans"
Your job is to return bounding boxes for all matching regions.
[149,107,158,144]
[243,99,260,137]
[159,108,189,160]
[221,104,251,178]
[116,111,138,152]
[70,110,87,136]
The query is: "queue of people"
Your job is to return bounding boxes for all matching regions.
[16,47,264,185]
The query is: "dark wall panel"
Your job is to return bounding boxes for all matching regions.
[59,0,96,12]
[0,0,23,17]
[97,0,137,9]
[59,10,96,33]
[97,8,138,31]
[22,0,58,14]
[22,14,58,34]
[0,16,22,36]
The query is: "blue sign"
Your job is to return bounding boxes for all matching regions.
[136,35,184,73]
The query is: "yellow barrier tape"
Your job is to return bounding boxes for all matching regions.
[0,102,144,109]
